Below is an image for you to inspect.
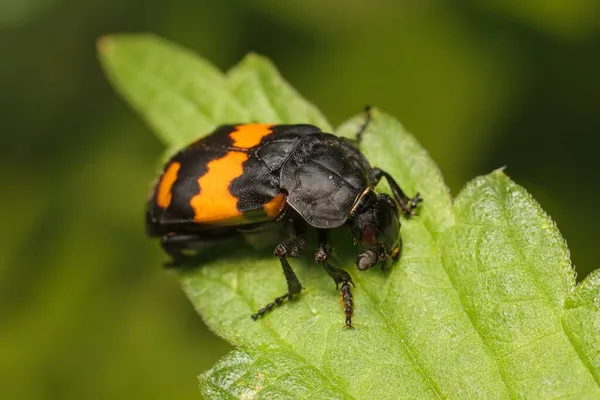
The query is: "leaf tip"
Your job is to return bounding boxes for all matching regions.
[490,166,511,182]
[492,165,508,175]
[244,51,261,60]
[96,35,114,57]
[241,52,275,69]
[368,106,381,117]
[243,52,264,61]
[97,33,163,58]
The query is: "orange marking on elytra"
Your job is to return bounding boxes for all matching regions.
[230,124,274,148]
[263,193,287,218]
[156,162,181,208]
[190,152,248,223]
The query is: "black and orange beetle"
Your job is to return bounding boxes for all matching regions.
[146,109,422,328]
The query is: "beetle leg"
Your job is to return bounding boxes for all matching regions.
[251,236,305,321]
[160,233,218,267]
[325,262,355,329]
[315,230,355,329]
[369,167,423,216]
[354,105,373,144]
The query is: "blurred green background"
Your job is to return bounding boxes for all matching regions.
[2,0,599,399]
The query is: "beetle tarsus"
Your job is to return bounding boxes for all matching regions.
[252,292,294,320]
[323,261,355,327]
[406,192,423,216]
[340,280,355,329]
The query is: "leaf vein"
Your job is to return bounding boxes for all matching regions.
[351,272,444,399]
[560,315,600,388]
[499,190,599,390]
[198,274,358,400]
[374,128,512,396]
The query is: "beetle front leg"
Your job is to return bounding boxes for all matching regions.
[315,230,355,329]
[251,236,305,321]
[369,167,422,216]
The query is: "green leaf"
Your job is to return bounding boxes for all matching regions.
[440,172,596,398]
[563,269,600,386]
[98,34,244,149]
[99,34,600,399]
[200,347,352,400]
[227,55,332,131]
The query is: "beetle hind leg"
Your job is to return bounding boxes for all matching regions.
[160,233,231,268]
[251,237,305,321]
[160,233,205,267]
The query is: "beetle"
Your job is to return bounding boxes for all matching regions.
[146,108,422,328]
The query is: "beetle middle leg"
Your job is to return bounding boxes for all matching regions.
[315,230,355,329]
[369,167,423,216]
[252,219,306,320]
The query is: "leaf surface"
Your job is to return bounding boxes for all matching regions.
[99,34,600,399]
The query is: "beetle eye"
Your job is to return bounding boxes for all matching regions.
[361,225,376,246]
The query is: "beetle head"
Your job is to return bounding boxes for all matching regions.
[348,190,401,271]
